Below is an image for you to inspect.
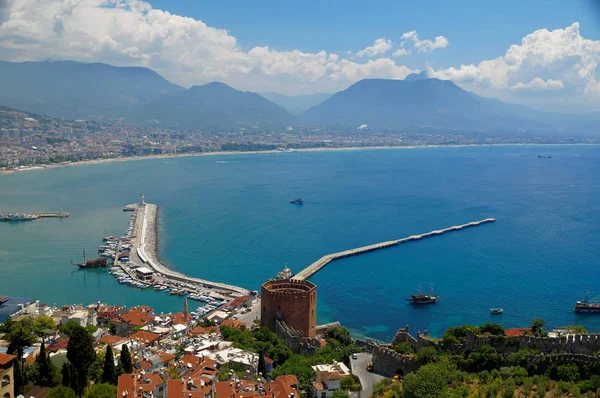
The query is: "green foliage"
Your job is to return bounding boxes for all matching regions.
[258,351,267,376]
[331,389,350,398]
[441,334,459,348]
[67,324,97,396]
[415,346,438,363]
[48,385,77,398]
[220,326,255,350]
[479,323,505,336]
[394,341,414,354]
[556,364,579,382]
[62,320,80,337]
[196,319,217,327]
[217,362,246,381]
[4,317,37,395]
[62,362,72,387]
[562,325,588,334]
[372,379,393,397]
[83,383,118,398]
[34,315,56,334]
[37,340,55,386]
[442,325,480,343]
[502,379,516,398]
[464,345,501,372]
[109,324,117,335]
[119,344,133,374]
[340,375,361,391]
[102,346,116,385]
[402,360,458,398]
[530,318,546,337]
[325,326,353,346]
[85,324,99,335]
[486,381,501,398]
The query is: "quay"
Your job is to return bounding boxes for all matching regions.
[0,210,69,221]
[113,202,249,299]
[293,218,496,281]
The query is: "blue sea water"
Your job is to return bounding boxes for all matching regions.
[1,145,600,341]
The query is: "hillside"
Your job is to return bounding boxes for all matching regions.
[0,61,183,120]
[140,82,297,129]
[302,78,549,132]
[260,92,331,115]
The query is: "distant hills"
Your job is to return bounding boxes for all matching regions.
[260,92,331,115]
[0,60,598,134]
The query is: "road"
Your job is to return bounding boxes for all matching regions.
[238,298,261,327]
[350,353,385,398]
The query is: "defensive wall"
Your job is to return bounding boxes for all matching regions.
[261,279,317,338]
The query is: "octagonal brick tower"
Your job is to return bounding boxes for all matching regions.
[260,279,316,338]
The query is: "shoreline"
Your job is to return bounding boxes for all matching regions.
[2,142,597,176]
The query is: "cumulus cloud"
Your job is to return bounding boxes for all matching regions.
[356,38,392,58]
[401,30,449,53]
[0,0,416,94]
[511,78,564,91]
[392,47,410,57]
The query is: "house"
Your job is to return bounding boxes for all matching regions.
[312,361,351,398]
[0,296,39,322]
[265,375,299,398]
[111,306,155,336]
[220,319,246,329]
[96,305,126,326]
[129,331,162,346]
[0,353,16,398]
[118,371,167,398]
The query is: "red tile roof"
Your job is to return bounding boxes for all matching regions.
[190,325,219,336]
[119,307,155,327]
[129,330,161,344]
[220,319,246,329]
[99,335,125,346]
[506,328,533,337]
[48,338,69,353]
[0,352,16,366]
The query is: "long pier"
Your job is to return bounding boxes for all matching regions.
[0,211,69,220]
[293,218,496,281]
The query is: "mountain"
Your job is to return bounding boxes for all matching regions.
[0,61,183,120]
[260,92,331,115]
[302,78,552,131]
[403,71,430,82]
[140,82,297,129]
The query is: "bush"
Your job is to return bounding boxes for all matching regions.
[47,386,76,398]
[556,364,579,382]
[502,379,516,398]
[415,346,438,363]
[451,385,469,397]
[402,360,458,398]
[465,345,501,372]
[394,341,414,355]
[486,381,501,398]
[480,323,506,336]
[556,380,570,394]
[340,375,361,391]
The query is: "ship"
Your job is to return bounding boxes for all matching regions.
[574,290,600,313]
[277,264,294,280]
[538,155,552,159]
[407,285,438,305]
[290,198,304,204]
[72,249,108,269]
[2,213,38,221]
[490,308,504,315]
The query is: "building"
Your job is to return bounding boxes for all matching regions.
[0,296,39,322]
[261,279,316,338]
[135,267,154,282]
[0,353,17,398]
[311,362,351,398]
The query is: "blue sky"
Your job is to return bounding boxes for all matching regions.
[1,0,600,111]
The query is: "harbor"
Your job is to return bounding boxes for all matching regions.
[0,210,69,221]
[87,195,249,310]
[293,218,496,281]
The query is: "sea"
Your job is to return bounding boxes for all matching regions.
[1,145,600,342]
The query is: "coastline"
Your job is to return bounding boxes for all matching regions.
[2,142,594,176]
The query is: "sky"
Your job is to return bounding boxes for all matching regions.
[1,0,600,111]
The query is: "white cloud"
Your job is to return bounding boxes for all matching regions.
[356,38,392,58]
[0,0,416,94]
[401,30,449,53]
[511,78,564,91]
[392,47,410,57]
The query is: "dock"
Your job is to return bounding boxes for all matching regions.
[0,211,70,221]
[293,218,496,281]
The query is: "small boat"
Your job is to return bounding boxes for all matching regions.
[538,155,552,159]
[290,198,304,204]
[490,308,504,314]
[407,285,438,305]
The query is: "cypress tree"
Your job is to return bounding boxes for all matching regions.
[119,344,133,374]
[102,345,117,385]
[257,350,267,377]
[66,325,96,397]
[37,340,52,386]
[61,362,71,387]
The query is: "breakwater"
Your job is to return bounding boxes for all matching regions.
[122,203,249,297]
[0,211,69,221]
[293,218,496,280]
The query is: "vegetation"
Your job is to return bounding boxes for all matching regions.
[33,315,56,334]
[66,324,96,397]
[531,318,547,337]
[394,342,414,355]
[48,385,77,398]
[2,317,37,394]
[101,346,116,385]
[119,344,133,374]
[83,383,118,398]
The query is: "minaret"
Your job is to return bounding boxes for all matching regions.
[139,192,145,206]
[183,297,189,322]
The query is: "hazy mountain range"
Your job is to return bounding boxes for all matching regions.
[0,60,598,134]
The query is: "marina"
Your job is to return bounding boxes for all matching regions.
[293,218,496,281]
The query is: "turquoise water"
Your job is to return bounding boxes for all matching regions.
[1,146,600,341]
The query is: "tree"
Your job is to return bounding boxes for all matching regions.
[5,317,37,395]
[83,383,117,398]
[531,318,546,336]
[325,326,353,346]
[119,344,133,374]
[402,361,457,398]
[48,385,77,398]
[415,346,438,363]
[257,350,267,376]
[34,315,56,335]
[480,323,506,336]
[67,324,96,397]
[37,339,54,386]
[465,345,501,372]
[62,362,72,387]
[331,389,350,398]
[102,346,116,385]
[62,320,80,337]
[394,341,414,354]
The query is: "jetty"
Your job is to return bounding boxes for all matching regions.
[0,210,69,221]
[114,201,249,298]
[293,218,496,281]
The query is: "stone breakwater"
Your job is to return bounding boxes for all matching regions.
[135,203,249,297]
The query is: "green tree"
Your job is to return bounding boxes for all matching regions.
[267,343,292,367]
[34,315,56,335]
[5,317,37,395]
[480,323,506,336]
[257,350,267,376]
[340,375,360,391]
[415,346,439,363]
[465,345,501,372]
[531,318,546,336]
[394,341,414,354]
[48,385,77,398]
[119,344,133,374]
[502,379,516,398]
[102,346,116,385]
[62,320,80,337]
[62,362,72,387]
[331,389,350,398]
[556,364,579,382]
[402,361,457,398]
[83,383,117,398]
[67,324,97,397]
[325,326,353,346]
[37,339,54,386]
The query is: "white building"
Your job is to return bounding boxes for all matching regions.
[312,361,351,398]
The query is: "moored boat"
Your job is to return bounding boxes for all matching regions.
[574,290,600,313]
[407,285,438,305]
[490,308,504,314]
